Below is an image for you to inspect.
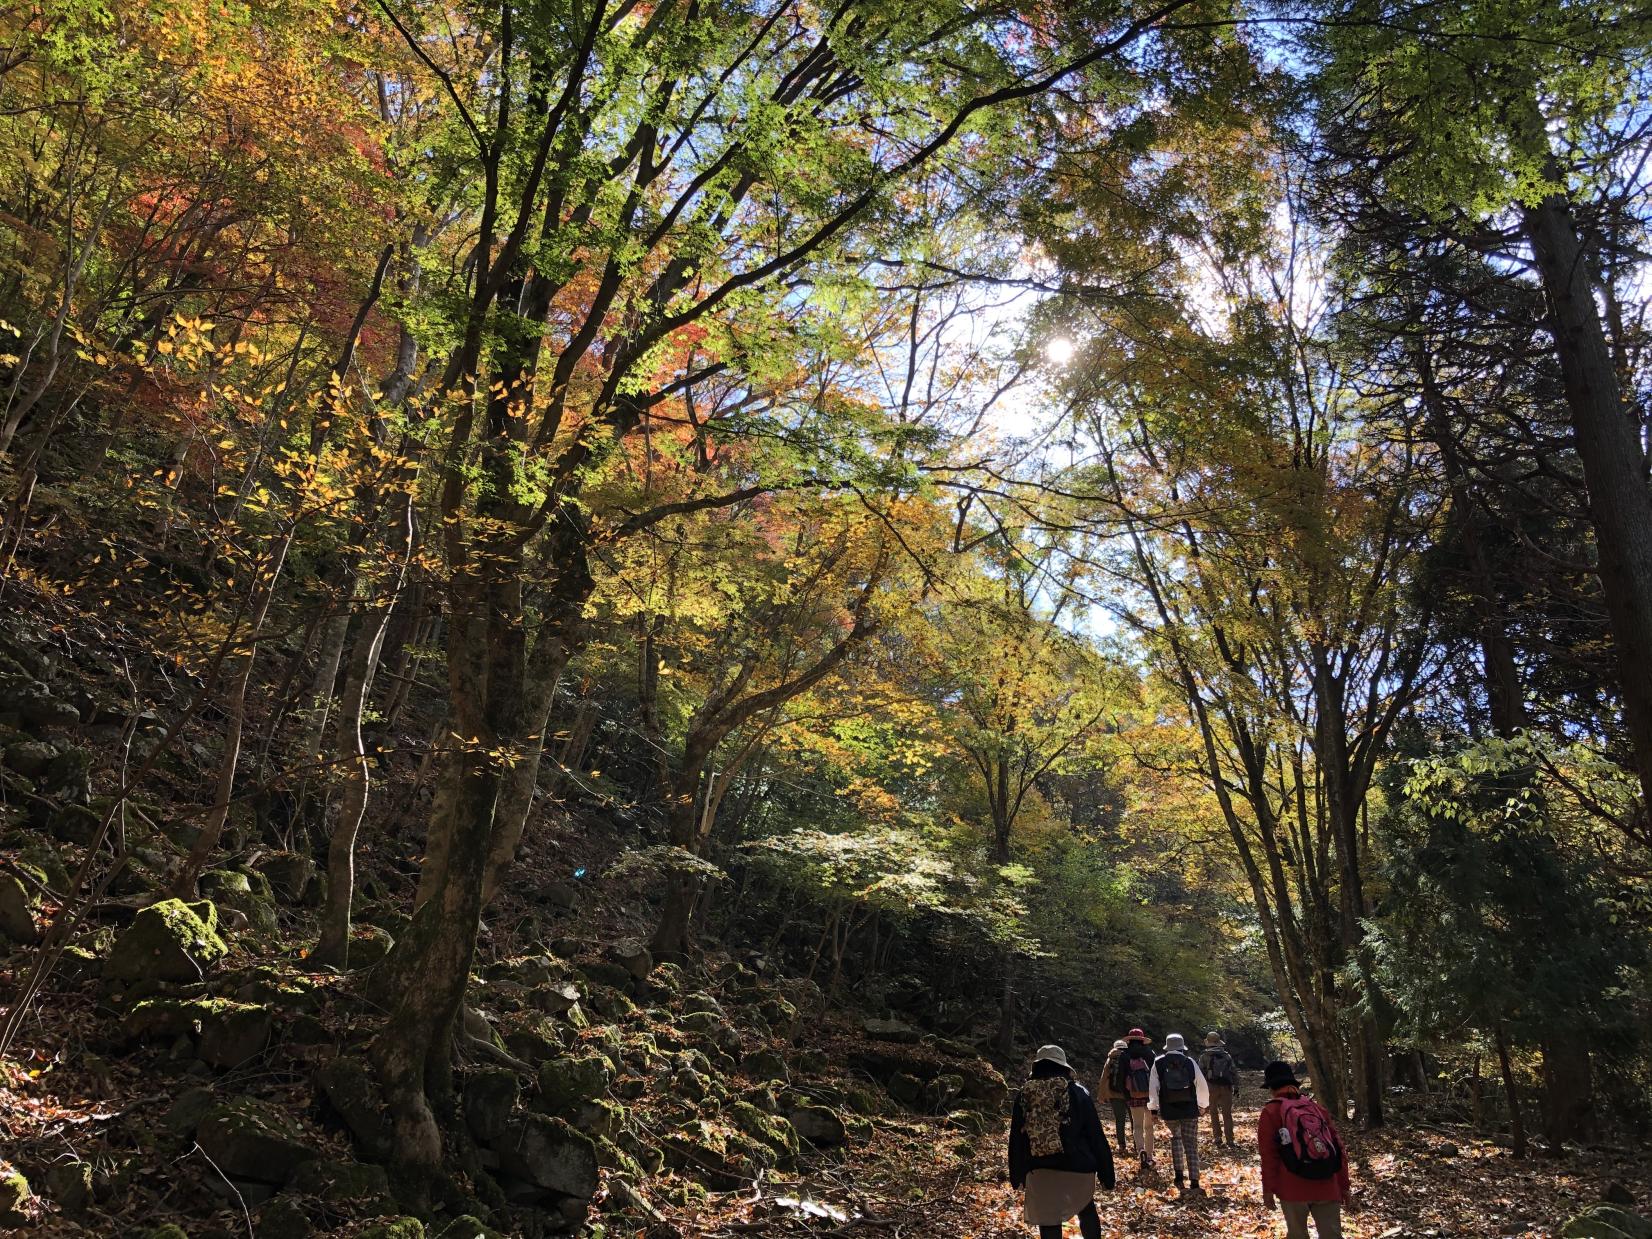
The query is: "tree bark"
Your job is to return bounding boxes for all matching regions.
[1494,1023,1526,1159]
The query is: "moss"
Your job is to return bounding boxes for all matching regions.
[107,898,228,982]
[0,1159,29,1218]
[728,1101,800,1163]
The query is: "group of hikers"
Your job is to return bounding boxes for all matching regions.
[1006,1028,1353,1238]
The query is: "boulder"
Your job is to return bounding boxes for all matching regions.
[433,1216,507,1239]
[494,1113,600,1199]
[1561,1207,1652,1239]
[41,746,92,800]
[257,852,322,906]
[256,1196,314,1239]
[862,1017,921,1044]
[123,996,215,1041]
[743,1049,789,1082]
[12,682,80,728]
[196,1096,321,1185]
[315,1056,391,1160]
[16,840,69,895]
[3,738,57,778]
[581,959,635,992]
[161,1086,218,1139]
[48,802,102,845]
[788,1104,847,1147]
[528,982,582,1017]
[538,1052,613,1114]
[607,937,653,981]
[728,1101,800,1164]
[107,899,228,982]
[357,1219,425,1239]
[286,1157,392,1210]
[923,1073,965,1112]
[347,924,395,969]
[887,1072,925,1107]
[43,1159,93,1215]
[198,1003,275,1068]
[0,867,40,943]
[0,1160,28,1226]
[200,869,277,935]
[464,1068,520,1143]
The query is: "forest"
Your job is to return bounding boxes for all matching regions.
[0,0,1649,1235]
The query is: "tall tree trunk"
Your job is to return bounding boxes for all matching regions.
[1521,191,1652,818]
[1540,1035,1593,1149]
[1494,1023,1527,1159]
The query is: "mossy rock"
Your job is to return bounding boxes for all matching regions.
[287,1157,392,1209]
[743,1049,789,1082]
[143,1227,189,1239]
[256,852,322,906]
[728,1100,800,1164]
[463,1068,520,1144]
[198,1002,275,1068]
[583,983,637,1020]
[493,1114,600,1199]
[161,1086,219,1139]
[575,1097,626,1140]
[788,1104,847,1147]
[432,1216,506,1239]
[201,869,278,935]
[0,1159,30,1225]
[0,865,41,944]
[196,1095,320,1185]
[123,995,216,1040]
[357,1219,425,1239]
[43,1159,93,1215]
[647,961,685,995]
[347,924,395,970]
[256,1195,314,1239]
[538,1052,613,1114]
[315,1056,391,1160]
[107,898,228,982]
[17,839,70,894]
[1562,1207,1652,1239]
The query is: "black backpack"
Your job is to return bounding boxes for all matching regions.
[1158,1052,1195,1102]
[1203,1047,1235,1085]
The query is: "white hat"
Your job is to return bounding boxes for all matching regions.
[1033,1044,1071,1069]
[1111,1039,1128,1051]
[1163,1032,1187,1052]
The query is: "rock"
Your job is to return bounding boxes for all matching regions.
[674,1067,712,1102]
[862,1017,921,1044]
[315,1056,391,1160]
[683,992,724,1017]
[584,983,637,1020]
[48,802,102,845]
[43,1160,93,1215]
[743,1049,789,1082]
[788,1105,847,1147]
[12,682,80,728]
[347,924,395,969]
[728,1101,800,1164]
[17,840,69,895]
[887,1072,925,1107]
[464,1068,520,1143]
[542,879,580,911]
[357,1219,425,1239]
[528,982,582,1017]
[581,959,636,992]
[494,1113,600,1199]
[257,1196,314,1239]
[0,867,40,943]
[196,1096,321,1185]
[1606,1185,1638,1207]
[1561,1206,1652,1239]
[161,1086,218,1139]
[200,869,278,935]
[41,745,92,799]
[648,961,686,996]
[3,738,57,778]
[198,1002,274,1068]
[608,937,653,981]
[287,1157,391,1209]
[256,852,322,906]
[0,1159,28,1226]
[107,898,228,982]
[924,1073,965,1112]
[1437,1141,1460,1157]
[575,1097,626,1139]
[432,1216,508,1239]
[142,1228,189,1239]
[538,1052,613,1114]
[123,996,214,1040]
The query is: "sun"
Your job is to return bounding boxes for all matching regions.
[1045,337,1076,366]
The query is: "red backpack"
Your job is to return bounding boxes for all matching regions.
[1274,1096,1343,1180]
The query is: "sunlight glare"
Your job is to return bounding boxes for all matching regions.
[1045,337,1076,366]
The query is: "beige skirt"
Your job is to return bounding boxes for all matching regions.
[1023,1169,1095,1225]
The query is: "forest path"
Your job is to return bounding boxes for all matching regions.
[688,1076,1650,1238]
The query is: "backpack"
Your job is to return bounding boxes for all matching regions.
[1203,1047,1236,1085]
[1157,1052,1195,1102]
[1121,1048,1153,1098]
[1275,1095,1344,1180]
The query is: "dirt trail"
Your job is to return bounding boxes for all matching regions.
[816,1077,1649,1239]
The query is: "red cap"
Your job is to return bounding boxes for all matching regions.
[1127,1028,1146,1040]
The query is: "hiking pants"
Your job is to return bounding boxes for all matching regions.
[1127,1102,1155,1160]
[1164,1117,1200,1183]
[1039,1202,1101,1239]
[1281,1201,1343,1239]
[1108,1098,1129,1151]
[1208,1083,1235,1145]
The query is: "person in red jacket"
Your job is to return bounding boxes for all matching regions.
[1257,1061,1352,1238]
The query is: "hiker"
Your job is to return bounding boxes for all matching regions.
[1096,1038,1130,1154]
[1147,1032,1210,1194]
[1109,1028,1157,1167]
[1008,1044,1116,1239]
[1199,1031,1238,1147]
[1258,1061,1352,1238]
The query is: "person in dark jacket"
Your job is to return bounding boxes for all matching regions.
[1008,1044,1115,1239]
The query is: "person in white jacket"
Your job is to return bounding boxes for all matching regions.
[1147,1033,1211,1194]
